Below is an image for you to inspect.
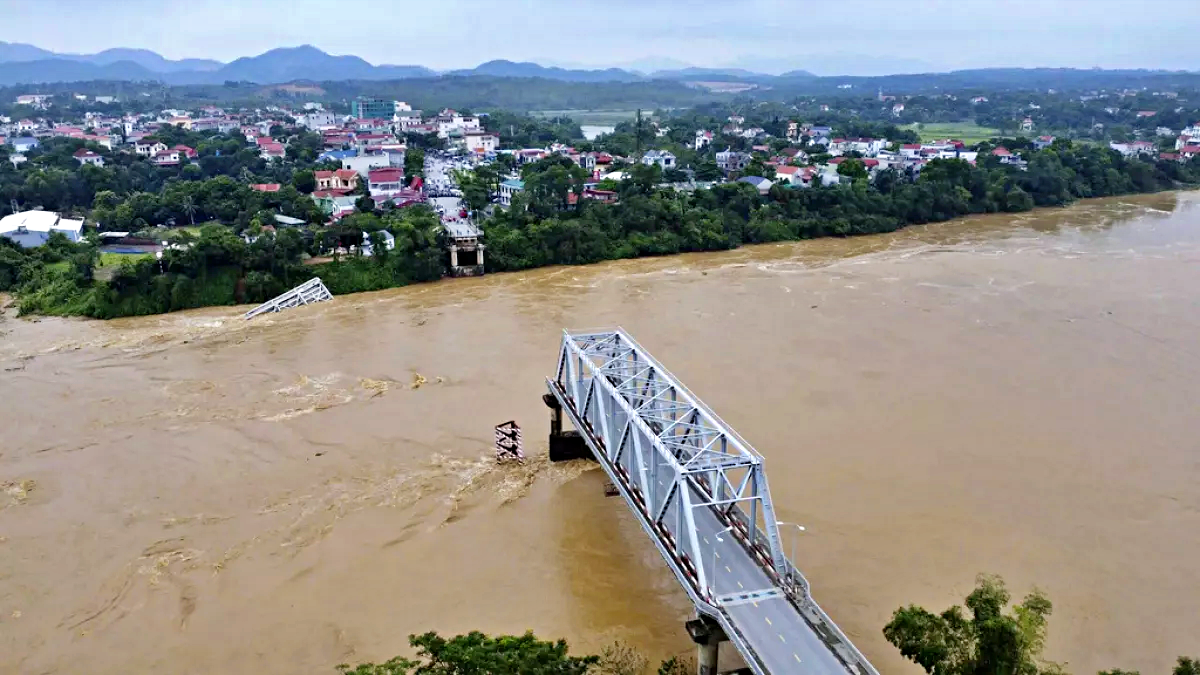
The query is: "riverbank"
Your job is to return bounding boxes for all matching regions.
[6,139,1199,320]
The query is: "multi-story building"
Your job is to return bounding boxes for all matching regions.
[350,97,397,120]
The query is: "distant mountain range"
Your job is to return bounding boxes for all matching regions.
[0,43,821,87]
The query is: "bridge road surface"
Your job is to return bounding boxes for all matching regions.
[685,478,854,674]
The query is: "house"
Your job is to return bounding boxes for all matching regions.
[1020,117,1034,132]
[73,149,104,167]
[312,194,358,220]
[1136,111,1157,118]
[367,167,405,196]
[9,137,39,153]
[773,165,803,185]
[786,121,799,141]
[463,131,499,154]
[582,188,618,204]
[991,147,1027,167]
[15,94,51,108]
[172,144,197,159]
[1109,141,1155,157]
[900,143,922,159]
[498,179,525,207]
[299,111,337,130]
[16,119,39,133]
[10,154,27,167]
[971,96,988,104]
[892,103,905,116]
[641,149,676,170]
[1179,146,1200,161]
[152,149,182,166]
[1033,135,1056,150]
[0,211,84,248]
[341,154,390,177]
[259,141,286,160]
[1159,152,1181,163]
[1156,127,1176,137]
[716,149,751,173]
[361,230,395,257]
[315,169,360,192]
[737,176,774,195]
[250,183,281,193]
[807,126,832,139]
[135,140,167,157]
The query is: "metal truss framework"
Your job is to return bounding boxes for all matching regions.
[547,328,879,675]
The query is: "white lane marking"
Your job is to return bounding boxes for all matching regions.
[737,581,744,589]
[779,634,787,643]
[794,654,802,663]
[725,565,731,573]
[764,617,772,626]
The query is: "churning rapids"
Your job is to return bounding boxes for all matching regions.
[2,192,1198,675]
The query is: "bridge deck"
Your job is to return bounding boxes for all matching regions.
[548,329,877,675]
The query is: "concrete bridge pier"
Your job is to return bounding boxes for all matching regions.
[542,394,591,462]
[686,616,728,675]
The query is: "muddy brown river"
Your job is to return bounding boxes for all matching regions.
[2,192,1198,675]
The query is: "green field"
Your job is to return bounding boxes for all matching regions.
[906,122,1002,144]
[98,252,154,268]
[531,109,637,125]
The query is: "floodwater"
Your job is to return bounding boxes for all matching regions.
[2,192,1199,675]
[581,125,617,140]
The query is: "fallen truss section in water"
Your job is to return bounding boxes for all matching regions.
[243,277,333,320]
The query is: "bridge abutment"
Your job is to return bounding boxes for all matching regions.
[542,394,591,462]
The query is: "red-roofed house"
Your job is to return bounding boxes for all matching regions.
[259,141,285,160]
[1181,146,1200,160]
[251,183,281,193]
[153,149,182,166]
[315,169,359,191]
[367,167,405,196]
[991,147,1012,157]
[900,143,922,159]
[774,165,802,185]
[172,144,197,159]
[73,148,104,167]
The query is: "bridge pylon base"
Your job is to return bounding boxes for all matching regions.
[542,394,593,462]
[686,616,728,675]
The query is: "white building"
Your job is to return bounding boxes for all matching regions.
[73,149,105,167]
[498,179,525,207]
[0,211,84,247]
[695,130,714,150]
[641,149,676,170]
[435,110,481,139]
[462,131,499,154]
[299,112,337,130]
[341,154,391,177]
[135,140,167,157]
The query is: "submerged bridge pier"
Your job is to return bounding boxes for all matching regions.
[544,329,879,675]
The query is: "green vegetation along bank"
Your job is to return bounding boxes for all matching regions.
[3,138,1199,319]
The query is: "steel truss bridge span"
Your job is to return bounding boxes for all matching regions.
[546,329,878,675]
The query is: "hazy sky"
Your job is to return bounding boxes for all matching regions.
[3,0,1196,75]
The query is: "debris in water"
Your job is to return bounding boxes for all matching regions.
[2,479,36,505]
[10,610,20,619]
[358,377,391,397]
[410,373,428,389]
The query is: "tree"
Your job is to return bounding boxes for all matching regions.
[181,195,197,226]
[338,631,597,675]
[837,159,869,181]
[293,169,316,194]
[883,574,1063,675]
